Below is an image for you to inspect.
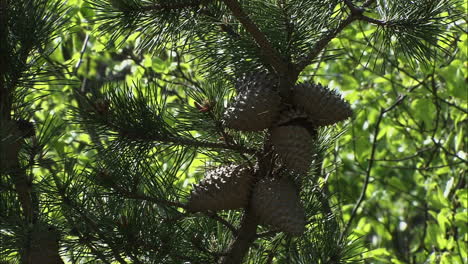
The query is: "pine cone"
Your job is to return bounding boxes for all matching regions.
[276,108,311,126]
[270,125,314,173]
[223,72,281,131]
[187,165,253,212]
[251,177,306,236]
[234,71,278,93]
[293,83,352,126]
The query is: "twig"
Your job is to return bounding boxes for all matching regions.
[437,97,468,114]
[73,34,90,75]
[340,111,381,241]
[377,162,465,171]
[371,147,433,162]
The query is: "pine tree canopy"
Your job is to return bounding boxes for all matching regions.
[0,0,466,264]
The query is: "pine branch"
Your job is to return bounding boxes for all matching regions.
[74,80,258,155]
[139,0,212,12]
[221,0,287,74]
[108,0,214,12]
[58,191,128,264]
[198,9,241,39]
[53,190,111,264]
[220,210,258,264]
[85,120,253,155]
[343,0,460,68]
[297,0,377,71]
[115,189,188,210]
[166,136,257,154]
[118,130,257,154]
[50,172,114,264]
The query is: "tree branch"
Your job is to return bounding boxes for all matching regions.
[220,210,258,264]
[1,123,39,224]
[85,114,257,154]
[221,0,287,74]
[126,132,258,154]
[297,0,379,71]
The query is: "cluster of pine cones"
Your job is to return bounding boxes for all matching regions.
[186,72,352,236]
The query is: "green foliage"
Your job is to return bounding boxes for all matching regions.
[1,0,466,263]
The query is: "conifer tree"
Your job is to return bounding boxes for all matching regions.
[0,0,464,264]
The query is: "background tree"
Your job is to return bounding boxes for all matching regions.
[0,0,466,264]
